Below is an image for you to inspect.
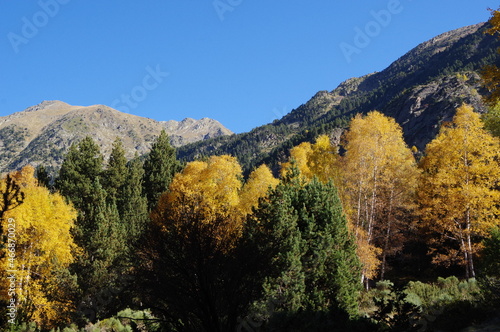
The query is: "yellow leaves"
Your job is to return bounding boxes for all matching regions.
[161,155,243,222]
[418,104,500,276]
[281,135,340,184]
[487,8,500,38]
[239,164,279,215]
[355,229,382,280]
[0,166,78,328]
[154,155,278,252]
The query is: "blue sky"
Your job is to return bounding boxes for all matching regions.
[0,1,498,133]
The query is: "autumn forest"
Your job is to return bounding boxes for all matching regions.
[3,10,500,332]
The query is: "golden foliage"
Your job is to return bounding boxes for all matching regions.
[341,111,419,281]
[239,164,279,215]
[281,135,340,184]
[0,166,78,328]
[154,155,249,252]
[418,104,500,277]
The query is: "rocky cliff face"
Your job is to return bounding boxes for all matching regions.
[178,22,500,173]
[0,101,232,173]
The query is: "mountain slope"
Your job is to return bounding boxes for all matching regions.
[0,101,232,172]
[178,22,500,173]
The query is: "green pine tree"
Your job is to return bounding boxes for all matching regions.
[119,155,149,240]
[247,170,361,328]
[103,137,128,202]
[143,130,181,211]
[56,137,130,322]
[56,137,104,208]
[35,164,52,189]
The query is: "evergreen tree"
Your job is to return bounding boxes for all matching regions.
[119,155,149,240]
[56,137,103,208]
[247,170,362,328]
[103,137,128,202]
[35,164,52,189]
[143,130,181,210]
[56,137,129,322]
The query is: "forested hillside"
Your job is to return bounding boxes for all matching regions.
[179,22,500,174]
[1,13,500,332]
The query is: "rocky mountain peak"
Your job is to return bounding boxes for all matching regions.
[0,102,233,173]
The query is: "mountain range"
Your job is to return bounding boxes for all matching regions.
[1,22,499,174]
[0,101,232,173]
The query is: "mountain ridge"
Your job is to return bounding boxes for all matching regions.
[178,22,500,173]
[0,100,232,173]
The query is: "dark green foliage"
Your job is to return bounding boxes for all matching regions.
[56,137,131,323]
[245,171,362,329]
[479,227,500,307]
[143,130,181,210]
[103,138,128,202]
[35,165,51,189]
[360,277,484,332]
[481,226,500,277]
[119,155,149,240]
[482,104,500,137]
[56,137,104,208]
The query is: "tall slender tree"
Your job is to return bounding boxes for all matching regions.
[341,111,419,283]
[119,155,149,240]
[103,137,128,203]
[56,137,128,322]
[418,104,500,278]
[143,130,180,211]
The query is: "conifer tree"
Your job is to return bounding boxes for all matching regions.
[56,137,103,208]
[56,137,128,321]
[248,169,361,325]
[119,155,149,240]
[103,138,128,202]
[143,130,180,211]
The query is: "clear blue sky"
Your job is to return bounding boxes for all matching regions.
[0,1,498,133]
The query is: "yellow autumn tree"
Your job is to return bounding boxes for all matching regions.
[281,135,340,185]
[239,164,279,215]
[341,111,420,283]
[418,104,500,278]
[153,155,245,252]
[0,166,78,328]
